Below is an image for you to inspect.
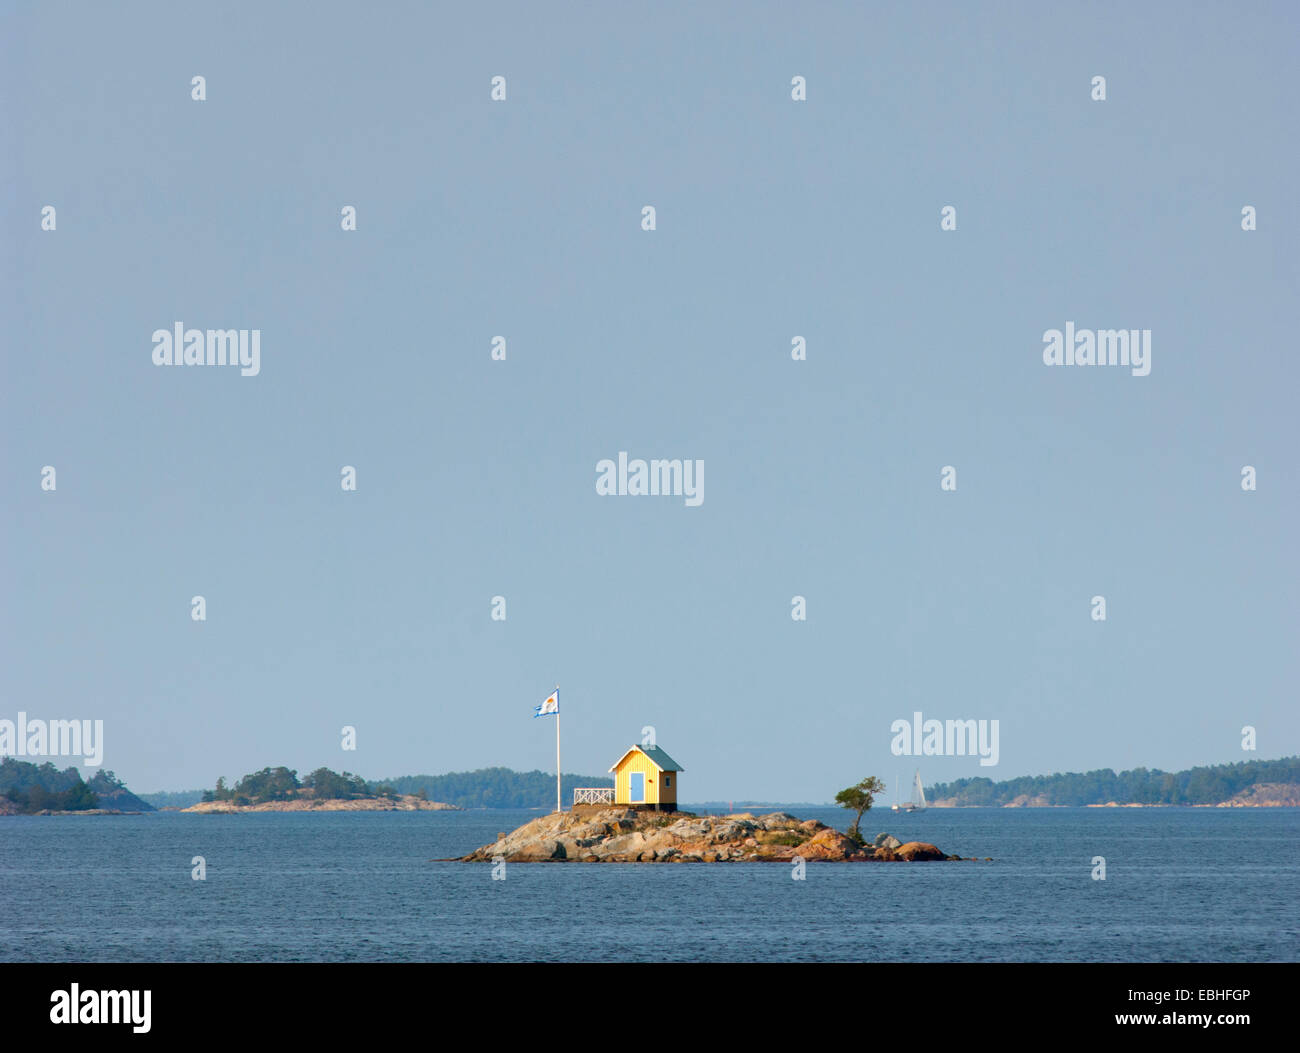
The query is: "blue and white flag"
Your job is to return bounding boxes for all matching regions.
[533,689,559,718]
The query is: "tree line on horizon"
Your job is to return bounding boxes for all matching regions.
[379,767,612,808]
[926,756,1300,806]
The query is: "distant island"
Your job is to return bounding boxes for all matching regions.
[927,756,1300,807]
[186,796,455,812]
[182,766,457,812]
[1,758,154,815]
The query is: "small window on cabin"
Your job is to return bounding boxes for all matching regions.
[665,776,671,787]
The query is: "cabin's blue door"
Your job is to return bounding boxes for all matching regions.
[629,772,645,803]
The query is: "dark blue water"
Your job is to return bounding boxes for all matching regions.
[1,807,1296,961]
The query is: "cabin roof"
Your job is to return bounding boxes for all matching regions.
[609,745,684,773]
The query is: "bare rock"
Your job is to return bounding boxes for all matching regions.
[895,841,946,861]
[792,827,860,861]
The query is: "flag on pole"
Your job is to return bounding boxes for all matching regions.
[534,689,559,718]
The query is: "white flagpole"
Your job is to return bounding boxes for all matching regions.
[555,685,561,813]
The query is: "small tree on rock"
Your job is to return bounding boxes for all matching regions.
[836,776,885,844]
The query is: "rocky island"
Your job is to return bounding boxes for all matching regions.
[460,806,986,862]
[0,760,156,815]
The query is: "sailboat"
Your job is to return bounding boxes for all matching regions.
[891,769,927,812]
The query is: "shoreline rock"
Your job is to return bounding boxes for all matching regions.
[3,808,151,816]
[458,807,983,863]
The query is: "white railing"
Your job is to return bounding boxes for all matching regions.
[573,787,615,805]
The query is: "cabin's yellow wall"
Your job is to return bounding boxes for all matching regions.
[614,752,677,805]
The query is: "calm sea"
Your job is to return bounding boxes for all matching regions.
[1,807,1295,962]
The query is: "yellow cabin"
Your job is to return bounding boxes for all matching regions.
[609,745,684,811]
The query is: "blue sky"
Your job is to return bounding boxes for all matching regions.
[3,1,1297,800]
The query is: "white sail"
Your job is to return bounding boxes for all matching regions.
[912,770,927,810]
